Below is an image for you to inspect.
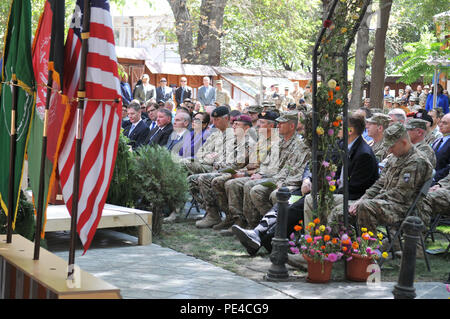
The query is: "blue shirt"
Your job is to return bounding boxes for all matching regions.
[425,93,449,114]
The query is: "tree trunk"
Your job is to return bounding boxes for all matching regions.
[168,0,227,66]
[167,0,195,64]
[350,10,373,110]
[369,0,392,109]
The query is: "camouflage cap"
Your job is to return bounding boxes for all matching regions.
[247,105,263,113]
[275,110,299,123]
[366,113,391,128]
[406,118,428,131]
[384,96,394,103]
[383,122,407,148]
[409,96,419,102]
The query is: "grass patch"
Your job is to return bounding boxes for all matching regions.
[153,218,450,283]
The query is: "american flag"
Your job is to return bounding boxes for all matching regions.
[58,0,122,253]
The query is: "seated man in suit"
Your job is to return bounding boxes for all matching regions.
[175,77,192,107]
[167,111,191,152]
[145,108,174,147]
[122,100,151,150]
[155,77,173,103]
[432,113,450,185]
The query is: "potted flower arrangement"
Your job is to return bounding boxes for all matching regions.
[340,227,387,282]
[289,218,342,283]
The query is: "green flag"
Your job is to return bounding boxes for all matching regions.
[0,0,35,229]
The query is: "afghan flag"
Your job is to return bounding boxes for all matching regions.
[29,0,65,238]
[0,0,35,228]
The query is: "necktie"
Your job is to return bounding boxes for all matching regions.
[150,121,156,130]
[128,124,136,137]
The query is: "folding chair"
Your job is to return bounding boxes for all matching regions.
[185,197,201,219]
[424,214,450,257]
[379,173,435,271]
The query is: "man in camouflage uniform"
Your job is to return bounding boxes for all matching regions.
[406,118,436,167]
[196,115,257,228]
[350,123,433,232]
[228,111,310,228]
[179,106,232,209]
[280,87,296,111]
[365,113,391,163]
[423,171,450,219]
[209,111,279,232]
[222,111,280,230]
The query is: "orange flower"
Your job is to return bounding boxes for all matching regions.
[342,246,348,252]
[306,237,313,243]
[335,98,343,106]
[352,242,359,250]
[321,246,326,250]
[342,239,350,245]
[299,220,303,224]
[313,218,320,224]
[335,86,340,91]
[328,90,334,101]
[332,238,338,244]
[332,120,340,127]
[324,235,330,242]
[294,225,302,232]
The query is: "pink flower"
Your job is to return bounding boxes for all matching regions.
[290,247,300,254]
[322,161,330,168]
[329,180,335,186]
[330,171,336,178]
[289,233,295,240]
[326,176,332,182]
[327,253,338,262]
[310,249,316,255]
[289,241,295,246]
[328,129,334,136]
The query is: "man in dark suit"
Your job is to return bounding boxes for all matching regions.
[123,101,151,150]
[432,113,450,185]
[145,108,174,147]
[175,77,192,107]
[155,77,173,103]
[232,114,379,256]
[166,111,191,152]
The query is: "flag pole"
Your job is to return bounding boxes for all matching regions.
[6,79,19,244]
[33,73,53,260]
[68,0,90,280]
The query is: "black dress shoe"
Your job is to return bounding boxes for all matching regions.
[231,225,261,256]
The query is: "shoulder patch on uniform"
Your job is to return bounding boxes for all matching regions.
[403,172,411,182]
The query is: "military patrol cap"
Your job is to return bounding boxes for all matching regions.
[275,110,299,123]
[215,80,223,85]
[247,105,263,113]
[211,106,230,117]
[383,122,407,148]
[394,97,403,104]
[384,96,394,103]
[406,118,428,131]
[409,96,419,102]
[258,110,279,121]
[366,113,391,128]
[233,114,253,126]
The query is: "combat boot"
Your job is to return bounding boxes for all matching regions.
[195,211,221,228]
[213,214,234,230]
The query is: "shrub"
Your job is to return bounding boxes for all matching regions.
[0,190,36,241]
[130,145,189,235]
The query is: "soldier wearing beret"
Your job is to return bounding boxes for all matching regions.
[179,106,233,216]
[350,122,434,231]
[365,113,392,162]
[196,112,257,229]
[406,118,436,167]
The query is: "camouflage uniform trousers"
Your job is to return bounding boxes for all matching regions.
[198,172,230,218]
[210,173,234,218]
[224,177,252,227]
[356,199,406,234]
[304,194,357,234]
[423,189,450,219]
[180,158,213,209]
[242,178,274,228]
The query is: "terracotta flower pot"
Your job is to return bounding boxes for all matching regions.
[303,254,333,283]
[346,253,375,282]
